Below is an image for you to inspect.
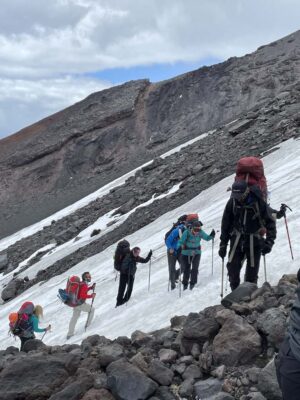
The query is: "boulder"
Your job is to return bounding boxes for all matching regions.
[179,378,194,398]
[213,313,262,366]
[107,359,158,400]
[257,359,282,400]
[0,253,8,272]
[97,343,124,367]
[147,360,174,386]
[221,282,257,308]
[257,308,287,349]
[48,374,94,400]
[158,349,177,363]
[194,377,223,399]
[81,388,115,400]
[0,355,69,400]
[22,339,47,353]
[1,279,23,301]
[131,330,154,347]
[182,364,202,380]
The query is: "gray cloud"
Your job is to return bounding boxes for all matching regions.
[1,0,300,137]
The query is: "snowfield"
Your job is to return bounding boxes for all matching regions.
[0,138,299,350]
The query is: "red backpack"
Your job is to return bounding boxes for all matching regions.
[235,157,268,200]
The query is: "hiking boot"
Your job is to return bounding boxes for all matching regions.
[183,284,188,290]
[189,284,195,290]
[171,283,176,290]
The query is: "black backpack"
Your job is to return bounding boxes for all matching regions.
[114,240,130,271]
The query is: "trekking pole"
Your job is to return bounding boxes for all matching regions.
[220,258,224,298]
[263,255,267,282]
[212,239,214,276]
[85,284,96,331]
[282,204,294,260]
[148,258,151,292]
[41,324,51,340]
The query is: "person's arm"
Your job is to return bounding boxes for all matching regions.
[220,199,234,245]
[80,284,95,299]
[263,203,277,249]
[136,250,152,264]
[200,230,213,242]
[32,315,47,333]
[177,229,188,249]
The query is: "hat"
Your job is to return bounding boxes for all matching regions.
[192,221,202,229]
[231,180,248,200]
[178,214,187,223]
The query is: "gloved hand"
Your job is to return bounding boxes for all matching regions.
[209,229,216,239]
[91,293,96,299]
[276,204,287,219]
[148,250,153,258]
[261,241,272,255]
[45,324,51,332]
[218,243,227,259]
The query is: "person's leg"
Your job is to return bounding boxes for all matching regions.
[181,256,191,289]
[167,250,177,289]
[123,275,135,303]
[116,273,127,306]
[190,254,201,288]
[244,247,261,284]
[80,302,95,327]
[67,306,82,337]
[227,246,244,291]
[20,336,30,351]
[277,342,300,400]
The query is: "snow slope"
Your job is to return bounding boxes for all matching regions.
[0,138,299,350]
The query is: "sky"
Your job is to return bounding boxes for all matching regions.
[0,0,300,138]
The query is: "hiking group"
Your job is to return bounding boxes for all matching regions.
[8,154,295,386]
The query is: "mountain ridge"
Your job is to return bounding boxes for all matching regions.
[0,29,300,238]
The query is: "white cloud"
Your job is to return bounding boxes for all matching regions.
[0,77,110,137]
[0,0,300,137]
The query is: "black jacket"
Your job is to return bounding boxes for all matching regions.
[220,192,276,249]
[120,251,151,276]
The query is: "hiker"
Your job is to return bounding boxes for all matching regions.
[18,304,51,351]
[116,247,152,307]
[177,221,215,290]
[67,272,96,339]
[165,215,187,290]
[276,269,300,399]
[218,180,276,291]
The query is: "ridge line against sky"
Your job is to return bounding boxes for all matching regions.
[0,0,300,138]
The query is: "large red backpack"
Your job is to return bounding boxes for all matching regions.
[234,157,268,200]
[65,276,83,307]
[9,301,34,337]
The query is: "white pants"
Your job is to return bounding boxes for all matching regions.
[67,302,95,336]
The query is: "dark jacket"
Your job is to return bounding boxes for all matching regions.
[288,287,300,363]
[120,251,151,276]
[220,191,276,249]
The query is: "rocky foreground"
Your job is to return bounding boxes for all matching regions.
[1,274,297,400]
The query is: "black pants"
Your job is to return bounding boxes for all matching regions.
[276,337,300,400]
[167,251,181,287]
[227,245,261,291]
[20,335,34,351]
[181,254,201,287]
[116,273,135,306]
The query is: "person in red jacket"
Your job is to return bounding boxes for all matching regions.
[67,272,96,339]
